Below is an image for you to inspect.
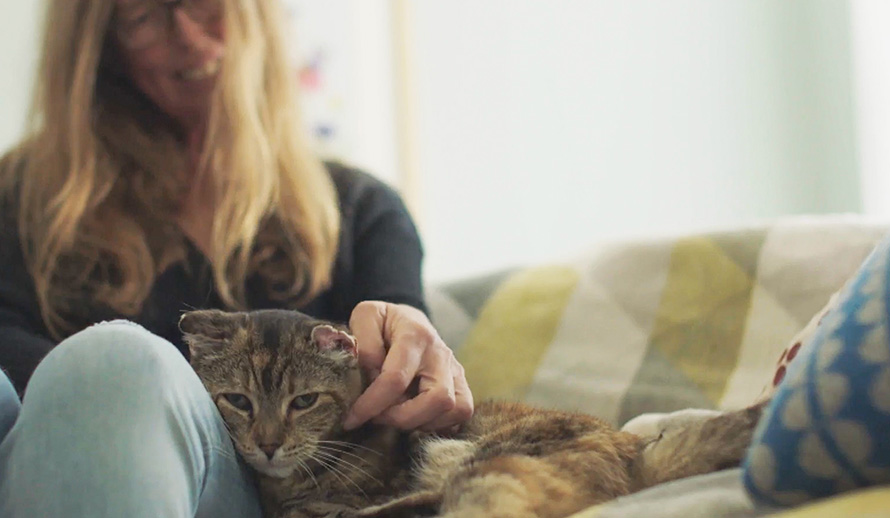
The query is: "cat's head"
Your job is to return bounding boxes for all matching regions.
[180,309,364,479]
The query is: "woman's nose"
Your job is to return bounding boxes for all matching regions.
[169,8,212,49]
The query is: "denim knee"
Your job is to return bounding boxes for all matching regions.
[23,320,199,411]
[36,319,181,377]
[1,322,262,518]
[0,370,19,442]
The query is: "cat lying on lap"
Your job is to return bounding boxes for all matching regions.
[180,309,762,518]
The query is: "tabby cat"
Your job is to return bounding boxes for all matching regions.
[181,309,762,518]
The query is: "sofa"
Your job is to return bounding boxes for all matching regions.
[425,214,890,518]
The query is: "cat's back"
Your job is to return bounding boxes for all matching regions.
[462,400,628,452]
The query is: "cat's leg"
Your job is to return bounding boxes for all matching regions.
[0,321,264,518]
[631,402,764,490]
[354,489,441,518]
[441,456,558,518]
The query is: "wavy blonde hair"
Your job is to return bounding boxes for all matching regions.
[0,0,340,338]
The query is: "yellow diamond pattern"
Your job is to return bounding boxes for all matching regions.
[458,265,579,401]
[649,237,754,404]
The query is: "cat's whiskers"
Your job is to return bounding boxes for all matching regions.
[288,447,320,478]
[313,449,366,481]
[310,454,356,493]
[318,439,384,457]
[213,433,249,464]
[216,420,245,457]
[315,447,383,487]
[309,451,369,499]
[291,455,322,493]
[206,445,237,462]
[316,443,376,466]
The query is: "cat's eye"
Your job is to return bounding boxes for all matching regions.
[291,393,319,410]
[222,393,253,414]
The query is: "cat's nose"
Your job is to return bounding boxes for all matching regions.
[259,443,281,460]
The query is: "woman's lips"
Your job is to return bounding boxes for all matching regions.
[178,58,221,81]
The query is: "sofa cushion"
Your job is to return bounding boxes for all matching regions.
[427,215,887,426]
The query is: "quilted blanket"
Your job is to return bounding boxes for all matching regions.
[425,215,890,517]
[428,215,887,426]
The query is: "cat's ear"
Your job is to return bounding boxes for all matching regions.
[311,324,357,357]
[180,310,247,355]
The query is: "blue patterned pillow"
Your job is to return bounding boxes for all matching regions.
[742,233,890,506]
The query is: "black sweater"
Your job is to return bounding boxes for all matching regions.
[0,163,425,394]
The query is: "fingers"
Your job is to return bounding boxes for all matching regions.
[421,357,474,432]
[348,301,388,375]
[376,344,457,430]
[343,301,475,433]
[344,336,424,430]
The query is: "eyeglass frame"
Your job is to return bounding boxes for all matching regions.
[112,0,223,51]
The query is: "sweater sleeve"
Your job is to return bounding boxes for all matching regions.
[352,188,426,313]
[328,163,427,316]
[0,217,57,395]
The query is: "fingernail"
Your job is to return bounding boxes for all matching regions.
[343,413,359,430]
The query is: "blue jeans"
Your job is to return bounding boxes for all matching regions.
[0,320,263,518]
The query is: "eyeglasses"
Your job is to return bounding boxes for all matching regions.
[113,0,222,51]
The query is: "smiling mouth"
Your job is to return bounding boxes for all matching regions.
[179,59,221,81]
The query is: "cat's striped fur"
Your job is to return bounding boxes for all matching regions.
[182,309,761,518]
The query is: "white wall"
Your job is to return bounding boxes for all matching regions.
[1,2,866,284]
[408,0,861,281]
[0,1,41,151]
[284,0,401,186]
[851,0,890,218]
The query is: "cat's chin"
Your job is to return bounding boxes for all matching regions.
[252,462,297,479]
[243,456,297,479]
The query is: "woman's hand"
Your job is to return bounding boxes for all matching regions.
[342,301,474,432]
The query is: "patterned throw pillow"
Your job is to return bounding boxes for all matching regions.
[743,233,890,506]
[755,291,843,404]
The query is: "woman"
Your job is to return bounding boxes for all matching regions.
[0,1,472,516]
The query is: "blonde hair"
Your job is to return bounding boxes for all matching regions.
[0,0,340,338]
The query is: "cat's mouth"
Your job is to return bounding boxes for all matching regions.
[248,445,345,481]
[238,449,301,479]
